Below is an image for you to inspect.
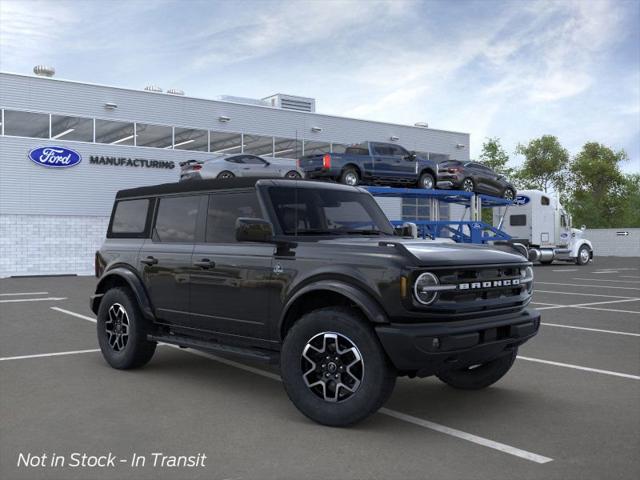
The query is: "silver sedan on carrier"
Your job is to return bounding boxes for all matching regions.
[180,154,304,181]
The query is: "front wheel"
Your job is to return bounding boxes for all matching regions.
[97,288,156,369]
[576,245,591,265]
[436,349,517,390]
[503,188,515,201]
[280,307,396,427]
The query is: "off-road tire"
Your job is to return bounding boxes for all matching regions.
[97,288,156,370]
[280,307,396,427]
[436,349,517,390]
[339,168,359,186]
[418,172,435,189]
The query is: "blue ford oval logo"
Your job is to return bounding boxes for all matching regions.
[28,146,82,168]
[514,195,530,205]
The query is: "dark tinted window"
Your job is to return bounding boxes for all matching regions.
[111,199,150,234]
[154,196,200,243]
[345,147,369,156]
[241,155,266,165]
[268,187,394,236]
[206,191,262,243]
[541,196,550,206]
[225,156,242,163]
[510,214,527,226]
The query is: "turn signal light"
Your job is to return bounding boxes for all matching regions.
[322,153,331,169]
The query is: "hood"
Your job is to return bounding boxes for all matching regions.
[317,237,528,266]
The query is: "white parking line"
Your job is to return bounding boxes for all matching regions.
[573,306,640,315]
[0,297,67,303]
[535,290,637,299]
[592,271,620,274]
[379,408,553,464]
[551,269,578,272]
[532,298,640,311]
[541,323,640,337]
[0,291,49,296]
[0,349,100,362]
[536,282,640,291]
[51,307,96,323]
[49,308,553,464]
[572,278,640,284]
[517,356,640,380]
[620,275,640,279]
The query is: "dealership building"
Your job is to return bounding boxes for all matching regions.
[0,69,470,277]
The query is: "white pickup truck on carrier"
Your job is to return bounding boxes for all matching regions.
[493,190,594,265]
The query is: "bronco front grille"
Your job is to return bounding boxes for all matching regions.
[415,264,532,319]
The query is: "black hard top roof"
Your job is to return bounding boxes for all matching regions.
[115,177,358,199]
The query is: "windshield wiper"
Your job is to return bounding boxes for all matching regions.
[342,229,389,236]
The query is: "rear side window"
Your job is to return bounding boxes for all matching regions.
[154,196,201,243]
[541,196,550,205]
[206,191,263,243]
[510,215,527,226]
[110,199,150,236]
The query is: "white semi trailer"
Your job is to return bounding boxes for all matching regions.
[493,190,593,265]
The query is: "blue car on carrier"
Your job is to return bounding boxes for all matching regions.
[299,141,439,189]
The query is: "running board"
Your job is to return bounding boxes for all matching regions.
[148,334,279,364]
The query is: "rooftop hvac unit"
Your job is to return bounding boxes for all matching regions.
[167,88,185,95]
[33,65,55,77]
[262,94,316,113]
[144,85,163,93]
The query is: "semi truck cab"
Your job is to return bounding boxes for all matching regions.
[493,190,593,265]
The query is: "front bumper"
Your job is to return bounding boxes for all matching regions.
[375,309,540,377]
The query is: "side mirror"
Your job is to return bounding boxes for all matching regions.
[581,225,586,231]
[236,218,274,243]
[406,151,417,161]
[395,222,418,238]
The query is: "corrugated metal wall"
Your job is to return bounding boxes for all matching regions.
[585,228,640,258]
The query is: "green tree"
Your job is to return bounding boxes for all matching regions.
[479,137,514,177]
[515,135,569,193]
[566,142,631,228]
[618,174,640,227]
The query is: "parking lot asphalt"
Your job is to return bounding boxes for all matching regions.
[1,257,639,480]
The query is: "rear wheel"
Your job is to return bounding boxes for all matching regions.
[280,307,396,426]
[97,288,156,369]
[418,172,435,189]
[462,178,475,192]
[217,171,235,179]
[436,349,517,390]
[576,245,591,265]
[340,168,359,186]
[285,170,302,179]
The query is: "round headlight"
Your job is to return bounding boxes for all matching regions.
[521,266,533,281]
[414,272,440,305]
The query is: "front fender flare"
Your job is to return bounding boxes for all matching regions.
[279,280,388,336]
[91,267,154,320]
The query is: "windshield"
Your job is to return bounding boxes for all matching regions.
[267,186,395,236]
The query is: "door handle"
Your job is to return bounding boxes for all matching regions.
[141,256,158,266]
[193,259,215,268]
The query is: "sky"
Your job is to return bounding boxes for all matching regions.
[1,0,639,173]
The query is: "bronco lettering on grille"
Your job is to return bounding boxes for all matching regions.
[458,278,520,290]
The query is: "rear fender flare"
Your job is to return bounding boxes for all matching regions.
[92,267,154,320]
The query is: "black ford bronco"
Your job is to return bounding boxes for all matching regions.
[91,178,540,426]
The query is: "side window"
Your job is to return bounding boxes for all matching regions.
[110,199,150,236]
[372,144,391,156]
[561,215,567,227]
[389,145,409,157]
[510,215,527,226]
[226,156,242,163]
[206,192,262,243]
[154,196,201,243]
[541,196,550,206]
[242,155,266,165]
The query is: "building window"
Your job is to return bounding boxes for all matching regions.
[210,131,243,154]
[95,119,135,145]
[273,137,302,158]
[402,198,431,221]
[3,110,49,138]
[303,141,331,156]
[173,127,208,151]
[135,123,173,149]
[51,114,93,142]
[243,134,274,156]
